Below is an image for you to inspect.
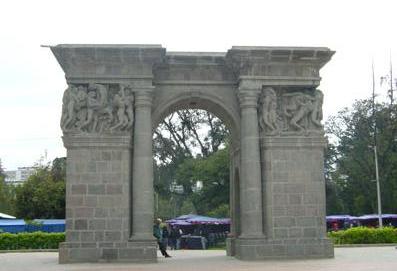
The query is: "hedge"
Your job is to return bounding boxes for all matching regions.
[328,227,397,244]
[0,232,65,250]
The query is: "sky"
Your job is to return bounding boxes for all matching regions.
[0,0,396,170]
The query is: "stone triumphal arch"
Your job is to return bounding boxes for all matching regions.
[50,45,334,263]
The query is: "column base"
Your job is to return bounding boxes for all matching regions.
[226,237,235,256]
[234,237,334,260]
[59,240,158,263]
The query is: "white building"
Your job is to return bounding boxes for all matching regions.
[4,167,36,184]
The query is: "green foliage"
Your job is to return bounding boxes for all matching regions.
[0,158,5,178]
[175,147,230,216]
[207,203,229,218]
[15,165,65,219]
[179,199,196,215]
[24,219,44,227]
[0,174,16,215]
[328,227,397,244]
[0,232,65,250]
[0,157,66,218]
[153,109,230,218]
[51,157,66,181]
[154,194,189,219]
[325,100,397,215]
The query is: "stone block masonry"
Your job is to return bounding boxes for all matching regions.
[59,135,157,263]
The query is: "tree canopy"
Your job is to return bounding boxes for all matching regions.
[10,158,66,219]
[153,109,230,218]
[325,99,397,215]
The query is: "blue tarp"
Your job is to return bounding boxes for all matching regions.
[0,219,65,233]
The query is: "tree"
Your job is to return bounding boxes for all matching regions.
[324,144,345,214]
[51,157,66,181]
[325,99,397,215]
[0,173,16,215]
[0,158,5,178]
[154,110,228,163]
[0,158,16,215]
[175,147,230,216]
[153,109,230,218]
[14,160,66,219]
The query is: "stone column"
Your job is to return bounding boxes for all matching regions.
[237,90,264,238]
[130,87,155,240]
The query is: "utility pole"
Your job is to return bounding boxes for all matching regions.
[380,51,396,109]
[389,55,394,106]
[372,62,383,228]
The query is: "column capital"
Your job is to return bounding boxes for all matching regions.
[237,89,260,109]
[134,87,154,108]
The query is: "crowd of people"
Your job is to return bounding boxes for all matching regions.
[153,217,229,258]
[153,218,184,258]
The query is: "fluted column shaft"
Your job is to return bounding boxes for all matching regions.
[131,88,154,240]
[238,90,264,238]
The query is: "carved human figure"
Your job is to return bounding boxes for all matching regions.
[61,85,78,132]
[60,83,136,134]
[79,89,101,132]
[90,84,113,132]
[121,84,135,130]
[310,89,323,127]
[283,92,314,132]
[110,90,129,132]
[95,84,113,123]
[259,87,278,134]
[74,86,88,128]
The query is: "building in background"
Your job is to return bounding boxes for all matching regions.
[4,167,36,185]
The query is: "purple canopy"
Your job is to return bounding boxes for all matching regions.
[326,215,358,221]
[167,220,193,226]
[357,214,397,220]
[166,214,230,225]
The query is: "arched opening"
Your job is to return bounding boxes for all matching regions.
[151,96,239,254]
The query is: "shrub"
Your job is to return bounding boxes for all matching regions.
[328,227,397,244]
[0,232,65,250]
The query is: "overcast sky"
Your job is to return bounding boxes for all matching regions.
[1,0,396,170]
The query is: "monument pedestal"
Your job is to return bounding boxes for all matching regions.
[234,237,333,260]
[59,240,157,263]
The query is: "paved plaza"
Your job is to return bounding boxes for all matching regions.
[1,247,396,271]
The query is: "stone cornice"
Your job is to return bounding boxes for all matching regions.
[63,135,132,149]
[153,80,236,86]
[226,46,334,86]
[50,45,334,88]
[260,136,327,149]
[165,51,226,65]
[51,45,166,79]
[227,46,334,66]
[66,75,154,82]
[238,75,321,87]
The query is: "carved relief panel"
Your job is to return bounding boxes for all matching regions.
[258,87,324,136]
[61,83,135,134]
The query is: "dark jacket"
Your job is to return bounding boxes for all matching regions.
[153,224,162,242]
